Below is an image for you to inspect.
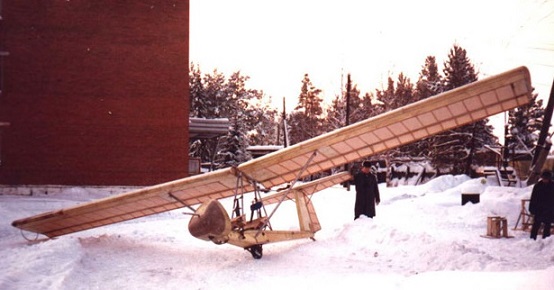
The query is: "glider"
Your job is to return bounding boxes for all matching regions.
[12,66,532,258]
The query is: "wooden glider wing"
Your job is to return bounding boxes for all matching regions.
[237,66,532,189]
[12,168,254,238]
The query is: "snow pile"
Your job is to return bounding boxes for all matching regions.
[1,175,554,290]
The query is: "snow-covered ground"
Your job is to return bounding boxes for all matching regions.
[1,175,553,290]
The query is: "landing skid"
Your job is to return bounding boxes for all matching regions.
[246,244,263,259]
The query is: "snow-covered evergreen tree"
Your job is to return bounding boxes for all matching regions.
[394,73,416,107]
[189,65,227,166]
[216,114,252,168]
[325,74,363,131]
[288,74,324,144]
[408,56,444,159]
[189,63,206,117]
[374,73,416,159]
[189,64,225,118]
[442,45,478,90]
[246,101,278,146]
[188,64,278,168]
[375,76,396,112]
[415,56,442,101]
[325,73,384,134]
[430,45,497,175]
[326,93,347,132]
[507,93,544,154]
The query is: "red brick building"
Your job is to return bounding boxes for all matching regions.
[0,1,190,186]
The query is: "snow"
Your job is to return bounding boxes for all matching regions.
[1,175,554,290]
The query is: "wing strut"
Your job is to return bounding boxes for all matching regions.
[167,192,198,215]
[255,150,318,237]
[231,172,245,219]
[231,169,273,231]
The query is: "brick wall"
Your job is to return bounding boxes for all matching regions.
[0,1,190,186]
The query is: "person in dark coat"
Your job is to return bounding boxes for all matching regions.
[529,170,554,240]
[354,161,380,220]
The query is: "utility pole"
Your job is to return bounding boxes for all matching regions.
[276,97,289,148]
[346,74,351,127]
[343,74,352,190]
[282,97,289,148]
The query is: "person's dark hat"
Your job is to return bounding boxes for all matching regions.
[362,161,372,168]
[541,170,552,179]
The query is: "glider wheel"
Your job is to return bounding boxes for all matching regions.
[247,244,263,259]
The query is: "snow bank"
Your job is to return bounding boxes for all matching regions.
[1,175,553,289]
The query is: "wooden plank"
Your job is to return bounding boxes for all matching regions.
[238,66,533,188]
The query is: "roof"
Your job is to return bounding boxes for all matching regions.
[189,118,230,139]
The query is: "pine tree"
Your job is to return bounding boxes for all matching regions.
[507,93,544,154]
[442,45,477,90]
[296,73,324,117]
[288,74,324,144]
[374,73,416,159]
[188,65,278,168]
[374,73,415,113]
[189,65,227,167]
[394,73,416,106]
[247,101,278,146]
[189,63,206,117]
[216,115,252,168]
[201,69,227,118]
[409,56,443,159]
[375,76,396,112]
[325,75,363,131]
[224,71,278,146]
[327,93,347,131]
[430,45,497,175]
[415,56,442,101]
[395,74,416,158]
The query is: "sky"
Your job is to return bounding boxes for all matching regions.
[189,0,554,139]
[2,174,554,289]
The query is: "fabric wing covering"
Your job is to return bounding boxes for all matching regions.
[12,66,533,238]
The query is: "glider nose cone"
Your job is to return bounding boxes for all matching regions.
[188,199,231,244]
